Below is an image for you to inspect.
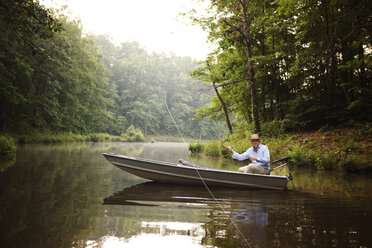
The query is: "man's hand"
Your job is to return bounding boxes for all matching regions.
[250,156,257,161]
[225,145,232,151]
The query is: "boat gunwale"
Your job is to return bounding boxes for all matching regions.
[102,153,289,180]
[110,161,286,190]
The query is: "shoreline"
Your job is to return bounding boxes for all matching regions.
[189,125,372,175]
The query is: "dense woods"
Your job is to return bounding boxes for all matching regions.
[0,0,223,139]
[0,0,371,142]
[190,0,371,134]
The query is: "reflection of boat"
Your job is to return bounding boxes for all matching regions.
[103,181,287,206]
[103,153,289,190]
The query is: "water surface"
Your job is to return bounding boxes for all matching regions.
[0,142,371,248]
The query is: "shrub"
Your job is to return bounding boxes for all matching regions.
[261,120,285,137]
[124,126,145,142]
[220,144,230,158]
[287,144,316,167]
[203,141,220,156]
[89,134,100,142]
[189,143,202,153]
[341,155,361,173]
[0,135,16,160]
[281,118,297,132]
[265,136,292,160]
[315,154,335,170]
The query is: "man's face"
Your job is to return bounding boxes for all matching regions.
[251,139,260,148]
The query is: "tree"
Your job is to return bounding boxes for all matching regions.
[188,0,371,134]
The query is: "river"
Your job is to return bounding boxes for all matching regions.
[0,142,371,248]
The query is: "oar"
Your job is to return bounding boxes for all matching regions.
[271,156,291,164]
[267,156,295,189]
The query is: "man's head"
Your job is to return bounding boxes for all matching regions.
[250,133,260,148]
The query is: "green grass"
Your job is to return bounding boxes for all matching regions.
[16,132,127,144]
[188,124,372,174]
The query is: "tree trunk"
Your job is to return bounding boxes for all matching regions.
[271,34,281,119]
[240,0,260,133]
[206,61,233,134]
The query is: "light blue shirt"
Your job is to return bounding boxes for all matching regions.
[232,144,270,170]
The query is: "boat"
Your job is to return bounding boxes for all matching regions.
[103,153,291,190]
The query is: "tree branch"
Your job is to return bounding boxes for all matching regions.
[215,78,249,88]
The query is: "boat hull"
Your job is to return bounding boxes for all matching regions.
[103,153,289,190]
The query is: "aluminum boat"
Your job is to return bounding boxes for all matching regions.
[103,153,290,190]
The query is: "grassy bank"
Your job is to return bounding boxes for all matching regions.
[0,135,16,172]
[11,126,146,144]
[145,135,207,143]
[189,124,372,174]
[0,135,16,159]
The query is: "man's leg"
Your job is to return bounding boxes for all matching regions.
[238,165,250,173]
[246,164,268,174]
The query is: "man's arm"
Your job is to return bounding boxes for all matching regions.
[232,149,251,161]
[225,145,251,161]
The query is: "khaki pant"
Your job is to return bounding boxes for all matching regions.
[239,164,268,174]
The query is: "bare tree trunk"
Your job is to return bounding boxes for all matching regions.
[240,0,260,133]
[206,61,233,134]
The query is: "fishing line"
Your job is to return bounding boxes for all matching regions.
[164,94,252,248]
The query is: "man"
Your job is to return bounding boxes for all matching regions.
[225,134,270,174]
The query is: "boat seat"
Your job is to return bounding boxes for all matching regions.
[178,159,200,168]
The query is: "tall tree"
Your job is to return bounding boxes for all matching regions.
[188,0,371,134]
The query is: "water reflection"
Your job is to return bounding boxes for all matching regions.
[103,182,277,247]
[0,142,371,248]
[102,180,372,248]
[103,181,284,206]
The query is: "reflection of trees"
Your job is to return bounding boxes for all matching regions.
[201,203,269,248]
[292,168,372,198]
[264,195,372,247]
[0,143,143,248]
[0,142,193,247]
[1,143,371,248]
[0,159,15,172]
[199,191,371,248]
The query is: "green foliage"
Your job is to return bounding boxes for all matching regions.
[341,155,360,173]
[315,154,336,171]
[260,120,285,137]
[122,126,145,142]
[286,145,317,167]
[220,144,230,158]
[188,0,371,133]
[0,135,16,160]
[189,143,203,153]
[341,154,369,173]
[16,132,129,144]
[202,142,221,156]
[187,124,371,174]
[0,3,222,139]
[265,136,294,161]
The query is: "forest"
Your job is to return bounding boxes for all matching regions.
[189,0,371,134]
[0,0,224,139]
[0,0,371,141]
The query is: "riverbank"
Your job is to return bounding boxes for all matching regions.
[4,126,146,144]
[0,135,16,159]
[189,124,372,174]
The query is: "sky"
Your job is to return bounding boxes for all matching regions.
[41,0,211,60]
